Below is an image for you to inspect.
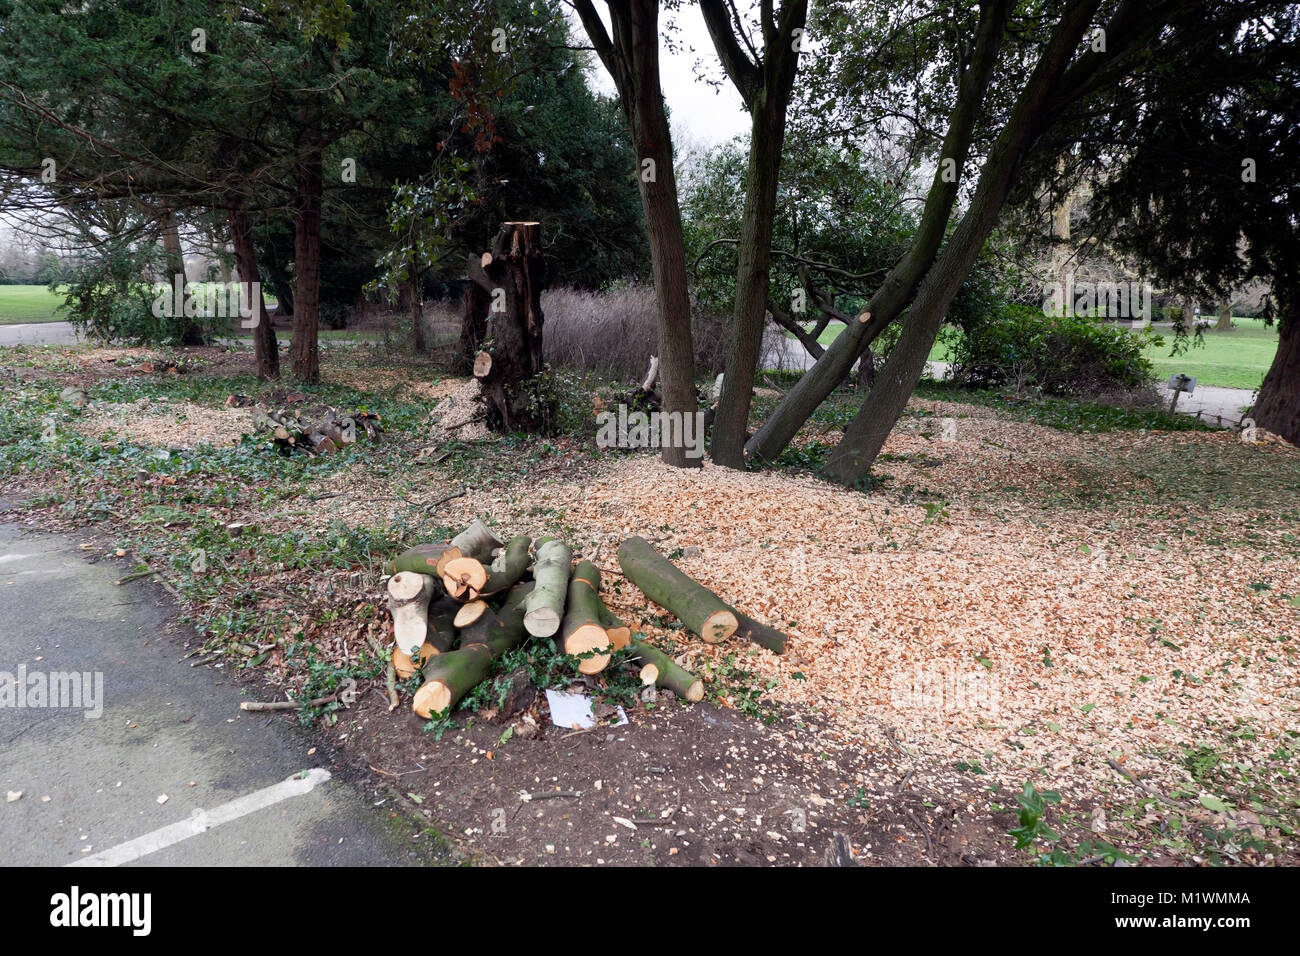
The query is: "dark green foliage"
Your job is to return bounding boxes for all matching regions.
[948,305,1157,395]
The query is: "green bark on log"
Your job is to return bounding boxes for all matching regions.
[628,638,704,701]
[414,582,532,718]
[559,560,612,673]
[390,542,456,576]
[481,535,531,596]
[617,537,737,642]
[732,612,787,654]
[524,538,571,637]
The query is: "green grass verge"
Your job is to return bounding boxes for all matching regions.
[0,285,67,324]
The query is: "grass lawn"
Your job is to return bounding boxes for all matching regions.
[1142,317,1279,390]
[0,284,67,324]
[795,314,1280,389]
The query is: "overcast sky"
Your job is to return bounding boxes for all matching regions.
[568,4,752,150]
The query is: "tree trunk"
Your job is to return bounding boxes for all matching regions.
[1216,299,1233,331]
[158,206,205,346]
[466,222,548,431]
[821,0,1099,486]
[743,0,1013,463]
[410,257,426,352]
[706,0,807,470]
[290,107,323,384]
[1252,294,1300,446]
[573,0,699,468]
[226,199,279,380]
[617,536,737,642]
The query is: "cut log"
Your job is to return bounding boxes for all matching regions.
[617,537,737,643]
[387,572,435,655]
[732,612,788,655]
[627,638,704,702]
[442,556,488,600]
[595,602,632,650]
[480,535,531,596]
[558,560,612,675]
[392,642,436,680]
[523,537,571,637]
[454,600,489,628]
[390,542,460,577]
[413,582,533,719]
[426,596,458,653]
[451,518,505,561]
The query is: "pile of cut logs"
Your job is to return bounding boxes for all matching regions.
[385,520,788,720]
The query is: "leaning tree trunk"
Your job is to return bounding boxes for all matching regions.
[742,0,1011,464]
[820,0,1093,487]
[466,222,548,431]
[290,104,323,384]
[1252,294,1300,446]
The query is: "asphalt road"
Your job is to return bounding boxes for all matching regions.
[0,514,451,867]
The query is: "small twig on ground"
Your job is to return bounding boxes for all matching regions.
[1106,758,1188,809]
[428,488,466,508]
[239,692,343,712]
[521,791,582,801]
[115,567,158,585]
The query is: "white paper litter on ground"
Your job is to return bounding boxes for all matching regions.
[545,689,628,729]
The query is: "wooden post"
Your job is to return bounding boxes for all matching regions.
[463,221,548,430]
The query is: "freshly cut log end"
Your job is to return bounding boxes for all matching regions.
[681,680,705,703]
[596,601,632,649]
[454,600,489,628]
[387,572,435,654]
[473,352,493,378]
[606,625,631,650]
[525,606,562,638]
[700,609,739,644]
[412,681,453,719]
[442,556,487,600]
[392,642,436,680]
[639,663,659,686]
[564,622,612,676]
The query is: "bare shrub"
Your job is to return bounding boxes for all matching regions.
[541,284,782,382]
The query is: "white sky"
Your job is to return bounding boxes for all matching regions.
[569,3,752,149]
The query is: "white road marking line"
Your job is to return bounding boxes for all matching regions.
[66,768,331,867]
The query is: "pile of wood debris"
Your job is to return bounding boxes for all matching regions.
[384,520,787,720]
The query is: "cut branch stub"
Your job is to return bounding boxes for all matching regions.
[453,600,489,629]
[617,537,737,643]
[558,560,612,675]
